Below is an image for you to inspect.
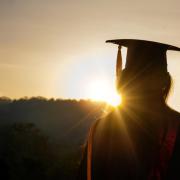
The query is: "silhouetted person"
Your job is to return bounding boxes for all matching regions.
[78,39,180,180]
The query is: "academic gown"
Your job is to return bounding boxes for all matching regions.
[78,104,180,180]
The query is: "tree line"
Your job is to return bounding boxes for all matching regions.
[0,97,107,180]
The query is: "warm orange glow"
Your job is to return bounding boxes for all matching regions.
[86,79,122,107]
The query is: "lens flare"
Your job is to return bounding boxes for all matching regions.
[86,79,122,106]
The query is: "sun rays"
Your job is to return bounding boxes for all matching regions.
[86,79,122,107]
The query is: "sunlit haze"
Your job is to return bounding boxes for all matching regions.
[0,0,180,111]
[86,79,122,106]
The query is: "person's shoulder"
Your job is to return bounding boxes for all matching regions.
[92,108,125,147]
[93,108,124,133]
[96,108,120,121]
[166,105,180,126]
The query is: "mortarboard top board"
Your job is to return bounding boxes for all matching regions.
[106,39,180,74]
[106,39,180,51]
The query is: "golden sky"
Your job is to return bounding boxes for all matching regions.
[0,0,180,110]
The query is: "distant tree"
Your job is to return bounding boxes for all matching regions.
[4,123,58,180]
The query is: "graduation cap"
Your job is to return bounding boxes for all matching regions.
[106,39,180,90]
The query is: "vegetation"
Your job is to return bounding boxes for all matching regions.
[0,97,107,179]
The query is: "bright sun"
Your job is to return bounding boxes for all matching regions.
[86,79,122,107]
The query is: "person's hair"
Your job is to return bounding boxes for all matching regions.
[117,70,172,103]
[163,72,172,101]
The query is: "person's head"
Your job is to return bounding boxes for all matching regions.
[118,67,172,103]
[106,39,180,104]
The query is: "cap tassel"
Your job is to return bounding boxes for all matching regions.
[116,46,122,90]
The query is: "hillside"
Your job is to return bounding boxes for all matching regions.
[0,97,109,180]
